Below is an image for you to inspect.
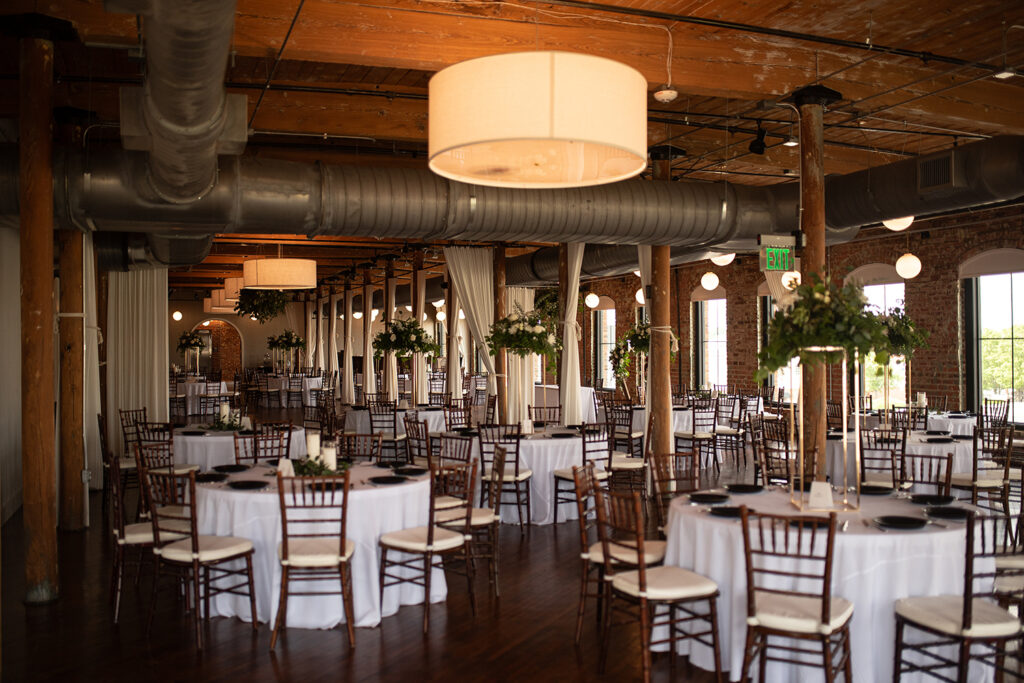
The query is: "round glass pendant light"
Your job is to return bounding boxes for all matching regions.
[352,311,363,320]
[584,292,600,309]
[710,253,735,267]
[634,288,645,305]
[242,258,317,290]
[429,51,648,188]
[171,310,183,322]
[700,272,720,291]
[432,299,445,308]
[883,216,914,231]
[896,253,922,279]
[436,310,447,322]
[781,271,802,290]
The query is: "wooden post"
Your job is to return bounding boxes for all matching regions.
[20,35,59,603]
[362,270,373,402]
[383,262,395,402]
[649,157,673,454]
[794,85,841,479]
[493,245,508,423]
[58,229,85,530]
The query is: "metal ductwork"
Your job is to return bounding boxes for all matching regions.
[94,231,213,271]
[105,0,247,203]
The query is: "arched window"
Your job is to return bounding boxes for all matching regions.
[691,285,727,390]
[961,248,1024,422]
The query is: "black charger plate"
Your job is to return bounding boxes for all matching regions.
[689,492,729,504]
[708,506,742,518]
[874,515,927,530]
[726,484,763,494]
[195,473,228,483]
[910,494,954,505]
[213,464,248,473]
[228,480,268,491]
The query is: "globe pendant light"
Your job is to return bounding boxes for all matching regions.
[883,216,914,231]
[710,253,735,267]
[895,253,922,279]
[700,272,720,291]
[428,51,648,188]
[584,292,600,309]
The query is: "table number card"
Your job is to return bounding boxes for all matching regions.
[808,481,834,510]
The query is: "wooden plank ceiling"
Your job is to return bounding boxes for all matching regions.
[2,0,1023,294]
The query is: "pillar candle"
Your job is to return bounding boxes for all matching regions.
[219,402,230,420]
[321,443,337,471]
[306,432,321,461]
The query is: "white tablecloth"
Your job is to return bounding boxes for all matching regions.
[183,380,227,415]
[174,426,307,470]
[664,489,987,682]
[927,412,977,436]
[196,462,446,629]
[268,376,323,405]
[533,385,597,424]
[632,407,694,434]
[825,430,974,485]
[346,408,445,436]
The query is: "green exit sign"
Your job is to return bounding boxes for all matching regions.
[761,246,793,272]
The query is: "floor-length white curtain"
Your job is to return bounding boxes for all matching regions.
[507,287,535,426]
[304,300,315,370]
[341,290,355,404]
[447,277,462,400]
[316,295,326,370]
[413,270,429,405]
[443,247,496,393]
[106,268,169,458]
[83,233,102,488]
[637,245,652,404]
[385,278,399,403]
[560,243,585,426]
[362,284,377,399]
[328,291,340,391]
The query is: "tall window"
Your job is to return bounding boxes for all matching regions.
[693,299,727,389]
[977,271,1024,423]
[593,308,617,389]
[760,295,801,401]
[862,282,906,408]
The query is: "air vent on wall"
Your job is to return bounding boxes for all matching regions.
[917,150,965,194]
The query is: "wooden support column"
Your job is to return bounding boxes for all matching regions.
[362,270,373,402]
[493,245,508,423]
[649,156,673,454]
[20,35,59,603]
[58,229,85,530]
[794,85,841,479]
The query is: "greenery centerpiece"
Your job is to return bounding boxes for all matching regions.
[204,412,244,432]
[268,329,306,373]
[609,322,651,402]
[235,289,290,324]
[176,330,205,374]
[881,305,930,407]
[486,307,561,373]
[293,457,352,476]
[373,317,441,359]
[755,274,891,383]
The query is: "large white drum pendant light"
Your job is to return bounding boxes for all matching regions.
[242,258,317,290]
[428,51,648,188]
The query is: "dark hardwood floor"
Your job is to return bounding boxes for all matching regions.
[3,407,745,682]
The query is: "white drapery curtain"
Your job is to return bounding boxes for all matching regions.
[316,295,326,370]
[413,270,429,405]
[385,278,399,402]
[637,245,652,404]
[507,287,535,426]
[446,273,462,400]
[341,290,355,404]
[83,233,102,488]
[328,291,340,392]
[106,269,169,458]
[304,300,316,370]
[362,284,377,399]
[443,247,496,393]
[560,243,585,425]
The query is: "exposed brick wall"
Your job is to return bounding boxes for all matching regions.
[206,320,242,380]
[570,203,1024,409]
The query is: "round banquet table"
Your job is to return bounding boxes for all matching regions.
[533,385,597,423]
[267,375,323,405]
[183,380,227,416]
[195,462,446,629]
[663,489,990,682]
[346,407,445,436]
[173,425,307,471]
[927,412,978,436]
[825,430,974,485]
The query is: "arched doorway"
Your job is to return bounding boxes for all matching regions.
[192,319,243,380]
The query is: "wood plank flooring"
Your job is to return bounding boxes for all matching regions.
[3,407,744,682]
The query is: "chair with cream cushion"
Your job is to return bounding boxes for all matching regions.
[142,469,257,650]
[649,451,700,534]
[595,486,721,682]
[369,400,407,465]
[739,508,853,682]
[404,412,434,468]
[609,404,644,458]
[899,451,953,495]
[950,426,1013,515]
[379,461,477,634]
[553,424,611,523]
[715,395,748,467]
[234,428,288,466]
[478,424,532,529]
[338,432,383,464]
[894,511,1024,680]
[674,400,719,474]
[271,471,355,650]
[861,428,906,488]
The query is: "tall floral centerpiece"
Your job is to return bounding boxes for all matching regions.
[176,330,205,375]
[374,317,440,404]
[882,306,930,407]
[268,330,306,373]
[486,308,561,370]
[609,322,650,403]
[756,275,891,490]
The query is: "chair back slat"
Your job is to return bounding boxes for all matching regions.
[650,451,700,529]
[276,471,350,565]
[339,433,383,463]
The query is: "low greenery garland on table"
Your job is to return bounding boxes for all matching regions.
[373,317,440,359]
[176,330,205,354]
[755,274,891,383]
[293,458,351,476]
[234,289,290,324]
[204,414,243,432]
